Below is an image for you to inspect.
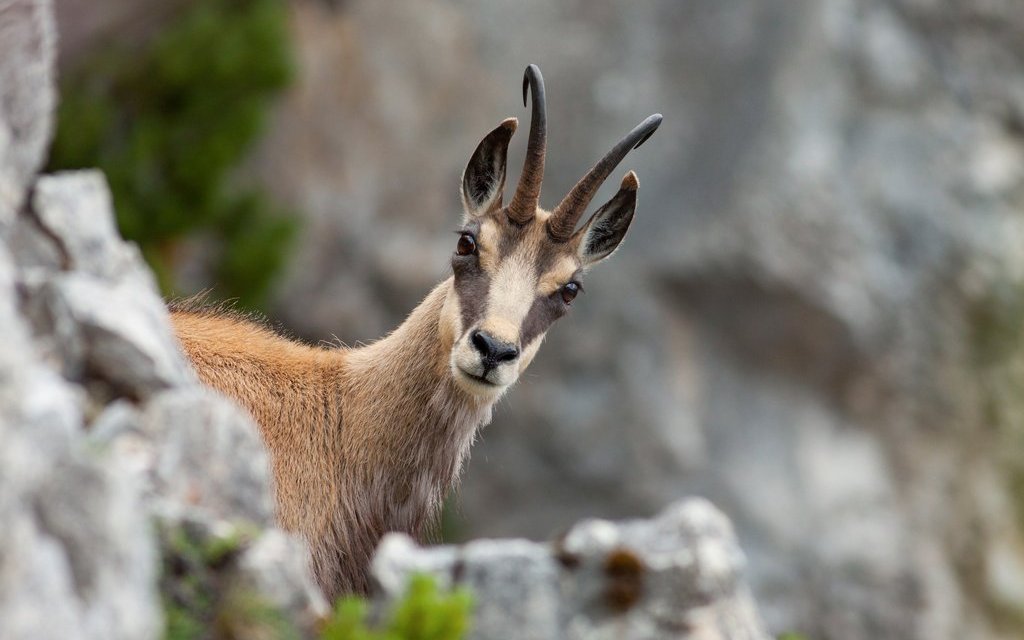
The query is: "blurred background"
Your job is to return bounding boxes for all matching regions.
[47,0,1024,638]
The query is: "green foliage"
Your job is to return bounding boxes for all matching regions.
[160,520,471,640]
[160,521,299,640]
[48,0,299,309]
[321,574,473,640]
[777,634,808,640]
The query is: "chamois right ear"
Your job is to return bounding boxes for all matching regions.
[573,171,639,267]
[461,118,518,219]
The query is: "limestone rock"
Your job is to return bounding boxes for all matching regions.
[0,0,55,216]
[0,2,322,636]
[91,388,275,526]
[0,242,161,640]
[30,171,155,287]
[205,2,1024,637]
[39,272,193,398]
[371,499,769,640]
[236,529,329,626]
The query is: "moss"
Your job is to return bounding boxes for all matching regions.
[48,0,299,310]
[321,573,473,640]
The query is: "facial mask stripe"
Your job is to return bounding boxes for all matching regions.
[453,263,490,332]
[520,294,563,346]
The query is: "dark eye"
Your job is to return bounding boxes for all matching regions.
[456,233,477,256]
[560,282,580,304]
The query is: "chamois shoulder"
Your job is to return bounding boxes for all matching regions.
[168,295,340,368]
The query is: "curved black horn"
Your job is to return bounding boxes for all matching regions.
[548,113,662,242]
[507,64,547,225]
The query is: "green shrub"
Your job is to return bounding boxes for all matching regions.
[48,0,299,309]
[321,574,473,640]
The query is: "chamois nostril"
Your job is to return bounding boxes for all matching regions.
[470,330,519,363]
[471,330,489,355]
[495,344,519,362]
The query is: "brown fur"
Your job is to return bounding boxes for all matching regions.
[172,281,490,597]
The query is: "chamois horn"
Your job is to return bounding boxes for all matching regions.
[548,113,662,242]
[507,64,547,225]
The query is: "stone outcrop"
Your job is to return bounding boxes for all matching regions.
[216,2,1024,638]
[0,2,323,637]
[373,499,767,640]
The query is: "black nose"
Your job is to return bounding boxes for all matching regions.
[471,330,520,366]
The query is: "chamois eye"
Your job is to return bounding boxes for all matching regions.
[561,282,580,304]
[456,233,477,256]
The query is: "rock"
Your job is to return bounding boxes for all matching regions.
[34,272,192,398]
[370,499,769,640]
[0,0,55,217]
[30,171,155,287]
[236,529,329,625]
[0,243,161,640]
[182,2,1024,638]
[0,2,324,636]
[92,387,276,526]
[17,171,193,399]
[30,446,162,640]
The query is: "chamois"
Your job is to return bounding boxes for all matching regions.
[170,65,662,600]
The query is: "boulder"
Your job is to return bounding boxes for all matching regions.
[372,499,768,640]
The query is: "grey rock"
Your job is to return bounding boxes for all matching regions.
[100,387,276,526]
[0,0,55,216]
[42,272,193,398]
[31,448,162,640]
[0,245,160,640]
[0,2,326,638]
[0,243,81,450]
[19,171,191,398]
[236,529,330,623]
[181,2,1024,637]
[371,499,768,640]
[30,171,155,287]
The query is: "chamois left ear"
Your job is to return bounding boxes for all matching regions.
[461,118,518,219]
[574,171,639,266]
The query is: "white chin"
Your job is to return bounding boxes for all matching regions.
[452,366,507,397]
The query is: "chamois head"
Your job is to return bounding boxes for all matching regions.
[442,65,662,399]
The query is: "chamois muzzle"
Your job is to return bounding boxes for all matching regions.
[507,64,547,225]
[547,113,663,242]
[471,330,520,370]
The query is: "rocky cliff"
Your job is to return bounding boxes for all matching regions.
[222,2,1024,639]
[0,1,768,638]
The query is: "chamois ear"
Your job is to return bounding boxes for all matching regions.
[461,118,518,219]
[574,171,638,266]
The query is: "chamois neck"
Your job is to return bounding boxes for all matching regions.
[334,278,492,553]
[343,278,493,464]
[348,282,448,387]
